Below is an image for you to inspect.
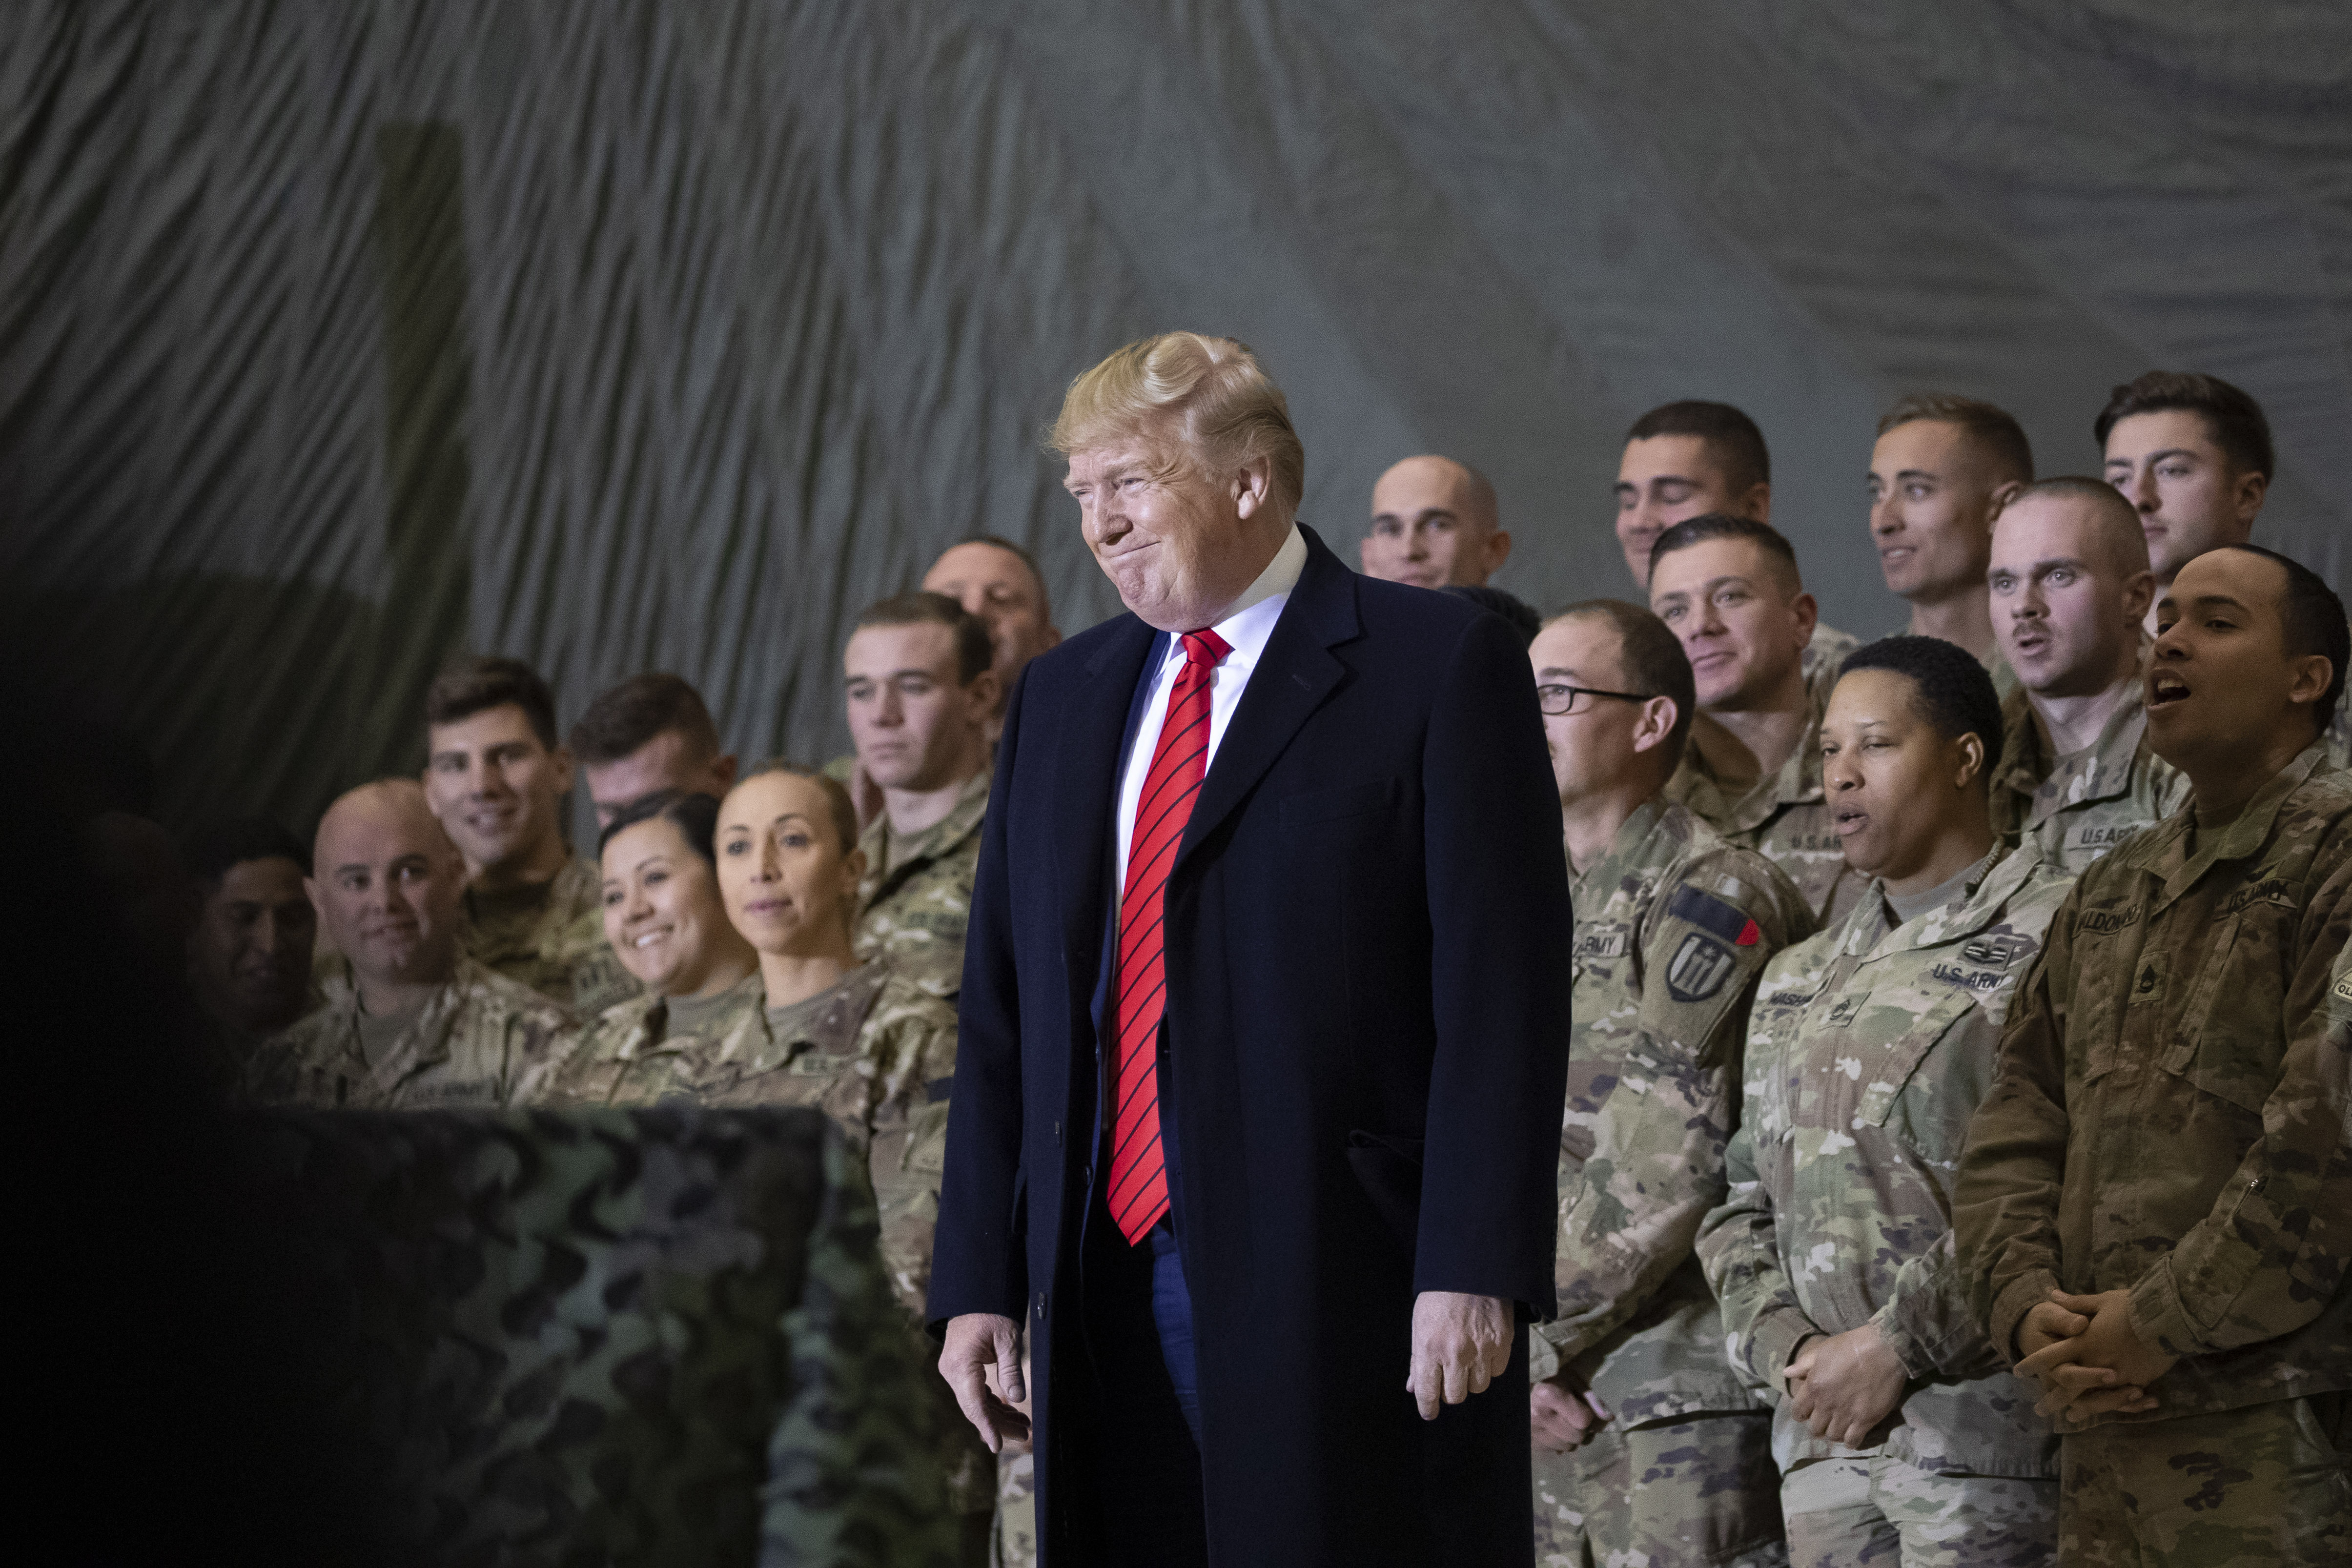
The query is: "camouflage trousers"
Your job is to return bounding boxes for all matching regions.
[1533,1410,1788,1567]
[993,1442,1037,1568]
[1780,1452,2055,1567]
[2058,1394,2352,1567]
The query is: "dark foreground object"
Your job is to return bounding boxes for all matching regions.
[241,1106,959,1567]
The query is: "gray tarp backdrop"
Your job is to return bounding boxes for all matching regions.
[4,1,2347,841]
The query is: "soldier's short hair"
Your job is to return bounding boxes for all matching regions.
[1625,400,1770,498]
[854,591,992,685]
[1440,585,1540,648]
[950,534,1053,617]
[425,655,560,750]
[2004,476,2149,575]
[1649,513,1803,597]
[2213,545,2348,722]
[1839,635,2006,780]
[2094,370,2273,481]
[596,789,724,867]
[569,673,722,768]
[183,816,310,889]
[733,761,858,856]
[1877,391,2034,487]
[1549,599,1698,771]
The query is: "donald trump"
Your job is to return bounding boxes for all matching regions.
[930,334,1573,1565]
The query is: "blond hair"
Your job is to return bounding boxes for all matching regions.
[1047,333,1305,521]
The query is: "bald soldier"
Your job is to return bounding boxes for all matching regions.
[1615,402,1859,692]
[422,655,637,1013]
[1526,600,1814,1567]
[1957,545,2351,1564]
[1868,394,2031,679]
[242,780,574,1108]
[923,536,1064,744]
[1362,454,1512,589]
[1651,514,1865,925]
[1985,478,2187,872]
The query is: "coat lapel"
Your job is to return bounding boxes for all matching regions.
[1176,527,1359,876]
[1054,615,1159,960]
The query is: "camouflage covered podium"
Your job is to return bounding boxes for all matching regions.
[239,1106,961,1567]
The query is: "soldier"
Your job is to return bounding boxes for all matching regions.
[1696,635,2074,1565]
[1651,514,1864,924]
[421,655,636,1012]
[1614,400,1859,686]
[1362,454,1512,589]
[244,779,573,1108]
[1868,393,2032,684]
[535,790,762,1098]
[2098,370,2352,766]
[183,817,321,1079]
[1955,544,2351,1564]
[554,761,991,1560]
[1526,600,1815,1567]
[844,592,998,1000]
[922,535,1064,744]
[1986,477,2188,872]
[569,672,739,829]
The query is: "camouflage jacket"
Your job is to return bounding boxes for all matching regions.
[854,772,988,999]
[1534,799,1816,1424]
[1989,688,2188,875]
[1801,622,1862,709]
[1957,744,2352,1428]
[244,1107,964,1566]
[1698,842,2074,1478]
[242,955,576,1109]
[459,855,639,1013]
[1667,699,1865,929]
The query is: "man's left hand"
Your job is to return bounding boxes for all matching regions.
[1408,1291,1513,1421]
[1784,1323,1907,1448]
[2014,1288,2171,1424]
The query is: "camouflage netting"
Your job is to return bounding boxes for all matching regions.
[239,1106,962,1567]
[3,2,2345,839]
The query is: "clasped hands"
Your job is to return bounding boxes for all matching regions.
[2011,1287,2172,1425]
[943,1291,1514,1446]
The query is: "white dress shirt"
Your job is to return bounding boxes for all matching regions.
[1112,524,1308,899]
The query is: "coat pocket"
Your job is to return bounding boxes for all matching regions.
[1346,1129,1425,1248]
[1854,985,1983,1134]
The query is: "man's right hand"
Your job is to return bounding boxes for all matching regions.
[941,1312,1031,1452]
[1529,1370,1611,1453]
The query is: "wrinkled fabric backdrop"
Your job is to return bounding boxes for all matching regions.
[3,1,2347,841]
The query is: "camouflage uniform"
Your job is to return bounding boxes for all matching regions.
[1956,744,2352,1565]
[1533,799,1814,1568]
[855,772,988,999]
[244,1106,966,1566]
[459,855,639,1013]
[2325,682,2350,771]
[1667,701,1864,929]
[242,955,575,1109]
[1801,622,1862,709]
[1698,842,2075,1565]
[547,960,996,1540]
[1988,688,2188,875]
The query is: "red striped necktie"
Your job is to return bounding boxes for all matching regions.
[1105,627,1232,1244]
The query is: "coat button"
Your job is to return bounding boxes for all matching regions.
[1035,1290,1048,1320]
[1053,1119,1062,1146]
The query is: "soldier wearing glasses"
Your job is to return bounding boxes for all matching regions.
[1525,600,1815,1566]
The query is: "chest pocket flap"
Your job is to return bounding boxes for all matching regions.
[1853,983,1982,1130]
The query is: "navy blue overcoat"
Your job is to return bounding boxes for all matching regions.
[929,526,1574,1566]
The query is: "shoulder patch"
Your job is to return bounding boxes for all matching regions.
[2332,970,2352,1007]
[1665,884,1762,947]
[1665,931,1738,1002]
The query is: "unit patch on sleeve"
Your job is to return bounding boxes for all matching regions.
[1664,885,1763,947]
[1665,931,1738,1003]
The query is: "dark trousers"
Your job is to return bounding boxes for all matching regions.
[1076,1191,1209,1566]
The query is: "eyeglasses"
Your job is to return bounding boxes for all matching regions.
[1535,683,1656,716]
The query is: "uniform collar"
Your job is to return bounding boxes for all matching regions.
[321,954,491,1093]
[745,960,889,1072]
[1850,842,2037,959]
[2117,740,2332,911]
[859,770,990,899]
[1668,701,1825,833]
